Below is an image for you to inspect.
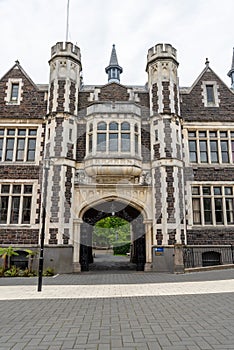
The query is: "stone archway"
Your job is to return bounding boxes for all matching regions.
[79,199,146,272]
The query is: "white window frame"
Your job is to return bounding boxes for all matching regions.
[201,81,220,107]
[0,127,37,163]
[0,183,33,225]
[192,185,234,226]
[188,129,234,164]
[86,119,140,157]
[4,78,23,105]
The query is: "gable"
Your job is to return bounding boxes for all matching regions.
[0,64,47,119]
[180,68,234,122]
[99,82,129,102]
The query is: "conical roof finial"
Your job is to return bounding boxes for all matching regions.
[105,44,123,83]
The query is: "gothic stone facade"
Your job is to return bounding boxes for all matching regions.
[0,42,234,273]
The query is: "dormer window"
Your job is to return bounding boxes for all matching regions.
[206,85,215,103]
[10,83,19,101]
[201,81,220,107]
[5,78,23,105]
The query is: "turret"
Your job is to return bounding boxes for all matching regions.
[43,42,82,250]
[228,47,234,89]
[146,43,180,116]
[147,43,185,249]
[105,44,123,83]
[48,41,82,115]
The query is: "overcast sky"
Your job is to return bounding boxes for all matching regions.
[0,0,233,88]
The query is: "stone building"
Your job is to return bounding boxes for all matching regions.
[0,41,234,273]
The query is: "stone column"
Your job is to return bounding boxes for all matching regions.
[144,219,153,271]
[174,243,184,273]
[73,218,82,272]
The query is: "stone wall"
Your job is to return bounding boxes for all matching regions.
[187,228,234,245]
[193,168,234,181]
[0,229,39,245]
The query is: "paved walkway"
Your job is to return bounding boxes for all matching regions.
[1,277,234,300]
[0,270,234,349]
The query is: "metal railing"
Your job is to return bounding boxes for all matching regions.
[183,245,234,268]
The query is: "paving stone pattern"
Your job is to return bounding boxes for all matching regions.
[0,292,234,350]
[0,269,234,286]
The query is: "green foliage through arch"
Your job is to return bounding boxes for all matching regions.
[93,216,130,248]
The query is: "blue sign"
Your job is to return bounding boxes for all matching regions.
[155,247,164,252]
[154,247,164,256]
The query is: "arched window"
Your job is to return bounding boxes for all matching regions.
[109,122,118,130]
[121,122,130,131]
[202,251,221,267]
[97,122,107,130]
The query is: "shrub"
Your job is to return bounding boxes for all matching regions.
[113,242,130,255]
[4,266,19,277]
[43,267,54,276]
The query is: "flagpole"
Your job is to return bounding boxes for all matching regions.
[66,0,70,42]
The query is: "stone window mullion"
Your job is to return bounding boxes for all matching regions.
[211,187,216,225]
[118,128,120,153]
[207,134,211,164]
[200,186,205,225]
[24,129,30,162]
[222,188,228,226]
[93,122,97,154]
[138,123,141,155]
[217,134,222,164]
[195,131,200,163]
[18,185,24,225]
[1,130,6,162]
[228,131,234,164]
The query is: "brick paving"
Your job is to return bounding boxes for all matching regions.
[0,270,234,349]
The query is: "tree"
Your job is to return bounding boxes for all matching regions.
[0,246,19,270]
[93,216,130,247]
[24,249,38,272]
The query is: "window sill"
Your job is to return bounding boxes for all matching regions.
[0,161,37,165]
[0,224,32,227]
[5,101,20,106]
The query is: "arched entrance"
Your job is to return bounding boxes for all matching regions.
[79,200,146,271]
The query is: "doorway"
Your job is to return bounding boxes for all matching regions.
[79,200,146,272]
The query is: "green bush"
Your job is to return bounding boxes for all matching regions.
[4,266,19,277]
[43,267,54,276]
[113,242,130,255]
[18,268,36,277]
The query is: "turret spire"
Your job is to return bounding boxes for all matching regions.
[228,47,234,89]
[105,44,123,83]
